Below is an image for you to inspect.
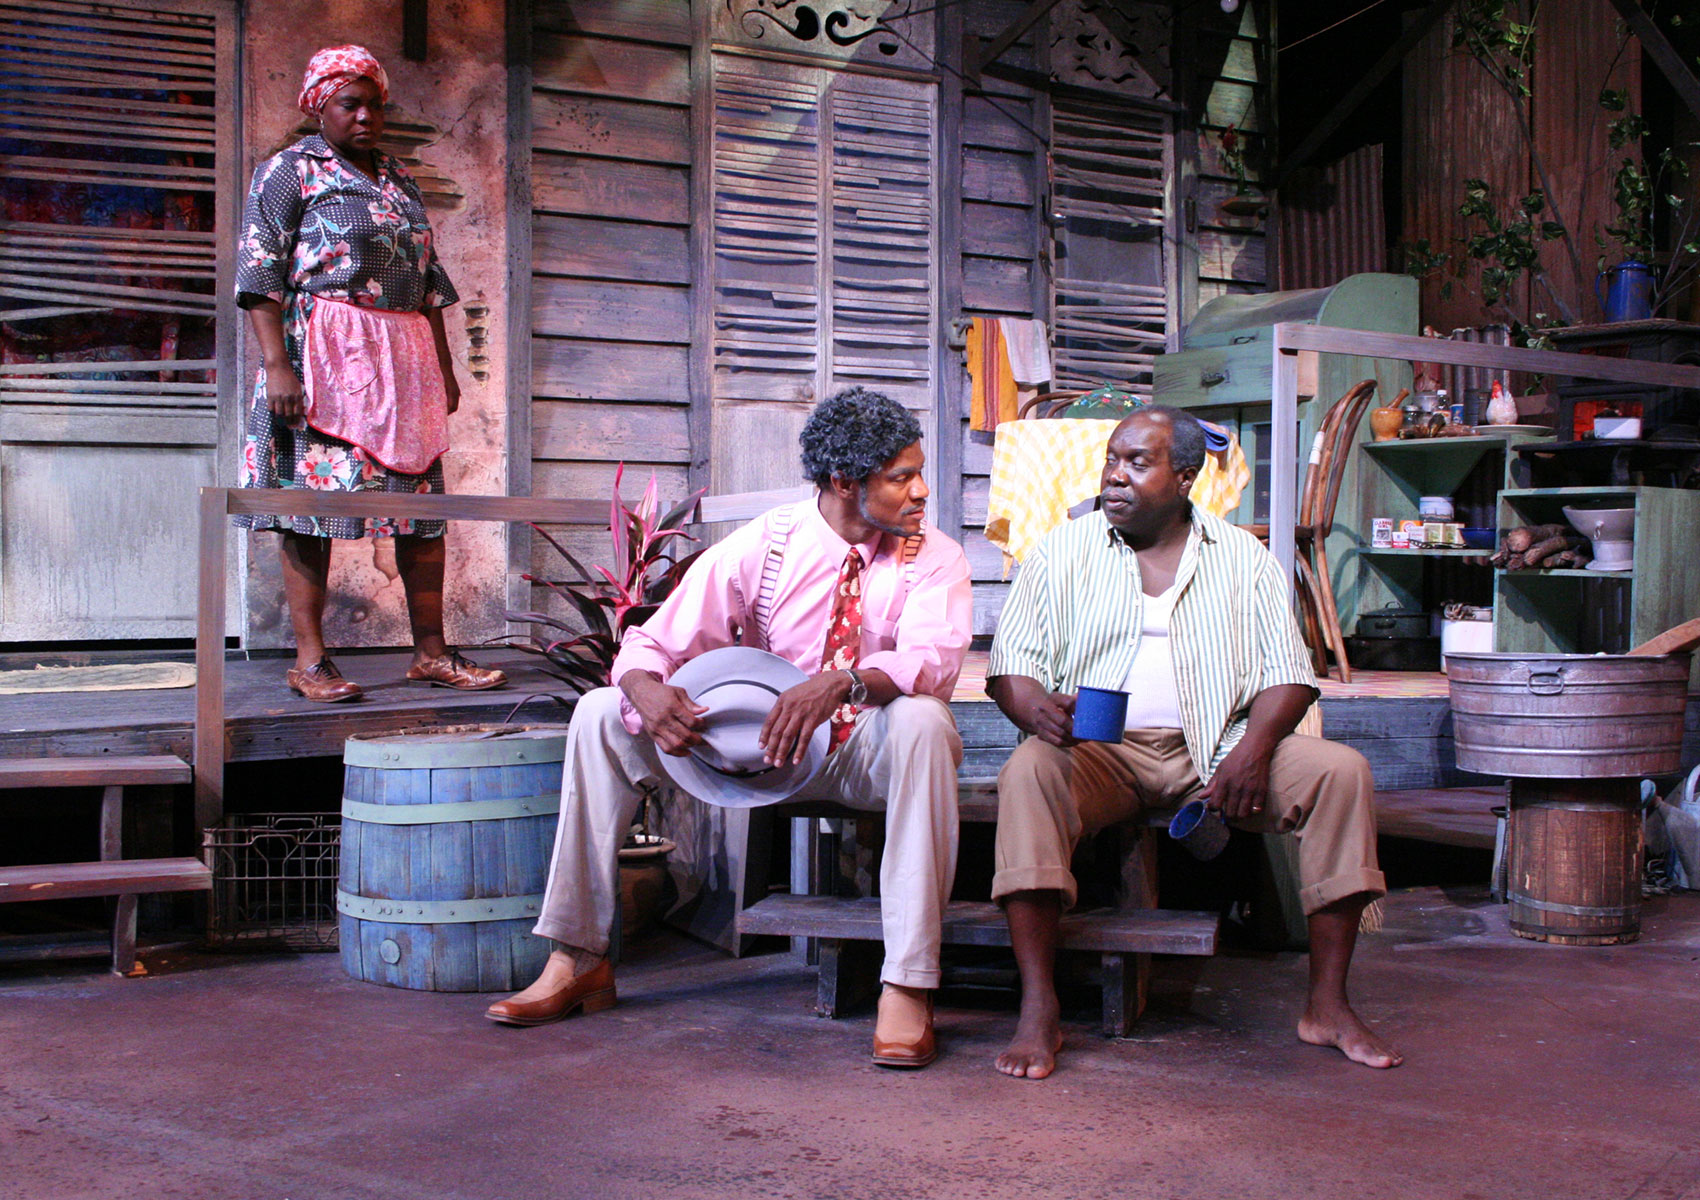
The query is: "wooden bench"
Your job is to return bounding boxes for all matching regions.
[0,755,209,975]
[738,776,1222,1036]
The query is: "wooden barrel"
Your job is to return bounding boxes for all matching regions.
[1508,778,1641,945]
[338,726,565,991]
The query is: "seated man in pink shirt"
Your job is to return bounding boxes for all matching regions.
[486,388,974,1068]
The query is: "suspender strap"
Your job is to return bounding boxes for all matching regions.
[899,530,923,588]
[751,503,796,651]
[745,505,923,649]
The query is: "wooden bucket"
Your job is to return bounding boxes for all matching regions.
[1508,778,1641,945]
[338,726,565,991]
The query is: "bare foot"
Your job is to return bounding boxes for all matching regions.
[995,996,1064,1079]
[1298,1002,1403,1068]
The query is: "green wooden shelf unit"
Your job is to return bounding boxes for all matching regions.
[1348,432,1548,626]
[1360,547,1494,558]
[1493,485,1700,687]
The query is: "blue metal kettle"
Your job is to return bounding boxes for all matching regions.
[1596,260,1656,322]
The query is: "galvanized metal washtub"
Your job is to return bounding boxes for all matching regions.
[1447,652,1690,778]
[1448,652,1692,945]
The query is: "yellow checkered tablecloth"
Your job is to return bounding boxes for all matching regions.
[983,419,1250,572]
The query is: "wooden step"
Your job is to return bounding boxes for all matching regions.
[739,895,1219,956]
[0,857,211,903]
[0,754,191,790]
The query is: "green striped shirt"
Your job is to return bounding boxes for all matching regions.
[987,507,1318,781]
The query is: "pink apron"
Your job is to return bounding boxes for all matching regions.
[300,298,449,475]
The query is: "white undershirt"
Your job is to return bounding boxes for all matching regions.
[1121,583,1183,731]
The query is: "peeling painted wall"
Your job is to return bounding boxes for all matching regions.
[239,0,511,652]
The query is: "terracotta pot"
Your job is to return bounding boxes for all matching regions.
[1370,405,1404,441]
[617,835,676,940]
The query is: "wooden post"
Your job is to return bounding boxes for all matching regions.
[1104,824,1159,1036]
[98,782,136,975]
[194,487,227,838]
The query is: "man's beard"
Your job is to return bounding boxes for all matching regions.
[858,484,918,538]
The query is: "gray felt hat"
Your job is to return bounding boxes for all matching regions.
[655,646,830,808]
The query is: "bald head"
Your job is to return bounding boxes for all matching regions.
[1115,406,1207,474]
[1099,407,1202,542]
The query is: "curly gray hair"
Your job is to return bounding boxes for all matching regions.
[799,387,923,486]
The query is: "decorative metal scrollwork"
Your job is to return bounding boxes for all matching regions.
[729,0,912,57]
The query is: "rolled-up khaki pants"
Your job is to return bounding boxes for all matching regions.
[992,728,1384,914]
[534,688,962,989]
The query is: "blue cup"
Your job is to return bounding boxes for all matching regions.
[1168,799,1231,861]
[1071,686,1129,742]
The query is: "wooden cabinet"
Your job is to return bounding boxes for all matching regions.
[1493,485,1700,686]
[1152,273,1417,528]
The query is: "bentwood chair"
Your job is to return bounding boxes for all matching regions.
[1239,378,1380,684]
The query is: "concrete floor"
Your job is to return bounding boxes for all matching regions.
[5,886,1700,1200]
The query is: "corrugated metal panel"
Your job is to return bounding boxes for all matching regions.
[1445,324,1512,423]
[1276,144,1385,291]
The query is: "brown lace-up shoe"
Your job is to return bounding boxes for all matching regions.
[405,651,508,691]
[285,656,363,703]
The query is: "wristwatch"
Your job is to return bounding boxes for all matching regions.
[843,667,868,706]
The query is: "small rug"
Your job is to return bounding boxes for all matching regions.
[952,650,990,703]
[0,662,197,695]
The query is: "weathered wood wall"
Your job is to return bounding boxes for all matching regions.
[528,0,695,522]
[1402,0,1639,332]
[956,0,1048,633]
[1187,0,1274,308]
[521,0,1269,639]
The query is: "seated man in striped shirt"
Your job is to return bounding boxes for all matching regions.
[986,405,1402,1077]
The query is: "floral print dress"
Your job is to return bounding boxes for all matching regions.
[234,135,458,538]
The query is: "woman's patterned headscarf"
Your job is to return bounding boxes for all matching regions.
[297,45,389,116]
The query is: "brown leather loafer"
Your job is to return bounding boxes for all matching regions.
[405,651,508,691]
[286,656,363,703]
[484,959,616,1027]
[871,992,936,1069]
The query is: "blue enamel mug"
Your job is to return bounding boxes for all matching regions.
[1071,686,1130,742]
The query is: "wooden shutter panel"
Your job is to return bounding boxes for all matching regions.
[709,54,938,492]
[711,62,822,405]
[1050,94,1172,395]
[824,74,935,409]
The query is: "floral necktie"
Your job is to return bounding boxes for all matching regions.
[819,548,864,751]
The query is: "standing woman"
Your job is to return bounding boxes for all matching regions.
[235,45,504,701]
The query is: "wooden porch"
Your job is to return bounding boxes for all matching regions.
[1,645,1645,856]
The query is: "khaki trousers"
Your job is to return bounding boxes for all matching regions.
[992,729,1385,915]
[534,687,963,989]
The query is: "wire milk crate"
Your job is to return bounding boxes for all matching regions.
[202,814,340,950]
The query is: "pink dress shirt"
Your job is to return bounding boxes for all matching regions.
[611,498,973,734]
